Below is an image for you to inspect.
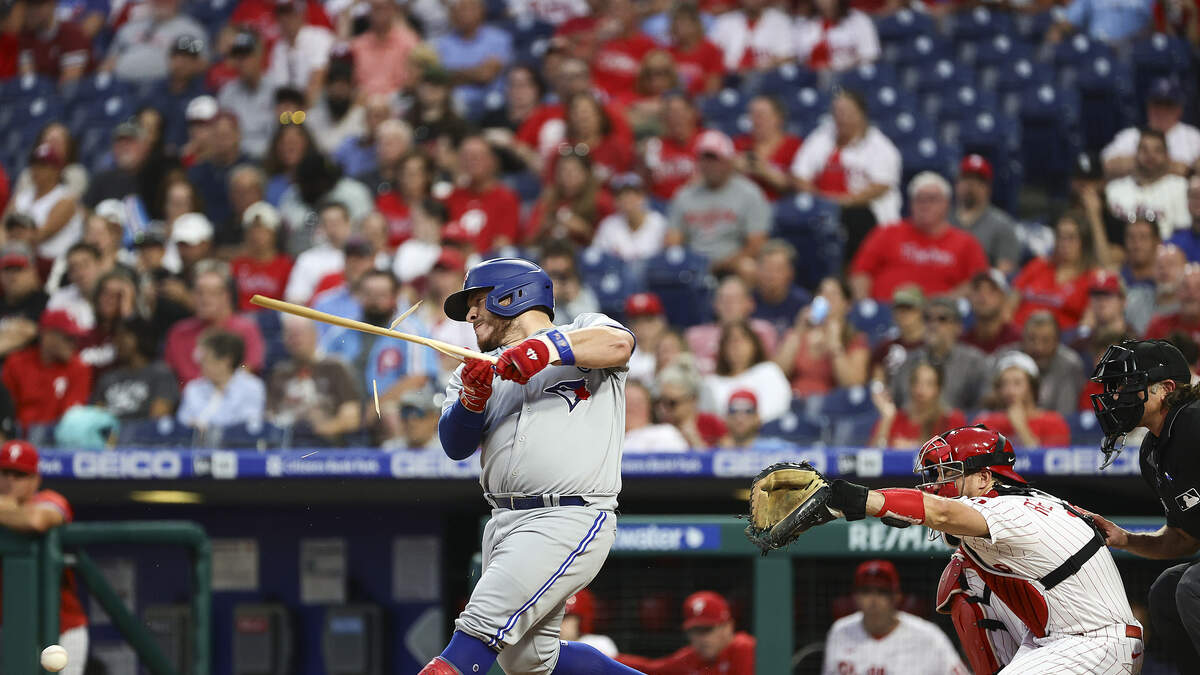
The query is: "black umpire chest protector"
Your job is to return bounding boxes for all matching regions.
[1140,400,1200,541]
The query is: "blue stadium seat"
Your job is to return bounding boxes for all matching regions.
[899,136,957,193]
[1131,33,1192,80]
[65,71,132,104]
[251,308,287,375]
[698,88,748,129]
[0,74,56,102]
[848,299,894,347]
[1018,84,1079,198]
[875,8,936,45]
[578,248,638,315]
[784,86,831,133]
[643,246,714,328]
[1053,33,1115,71]
[866,84,916,118]
[958,110,1019,161]
[972,35,1035,74]
[505,171,543,204]
[835,62,900,94]
[814,386,879,446]
[1066,410,1103,447]
[754,63,818,99]
[877,111,934,148]
[947,6,1016,43]
[993,57,1055,96]
[760,405,823,444]
[213,422,290,449]
[68,94,131,137]
[934,85,998,127]
[895,35,953,73]
[1012,10,1054,43]
[1075,55,1136,154]
[504,17,554,67]
[117,418,197,448]
[772,193,842,291]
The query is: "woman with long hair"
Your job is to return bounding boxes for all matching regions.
[1011,210,1102,330]
[703,320,793,422]
[551,93,634,184]
[11,122,88,199]
[870,360,965,448]
[973,353,1070,447]
[263,122,318,205]
[774,276,870,396]
[524,148,613,246]
[80,269,140,375]
[375,151,447,251]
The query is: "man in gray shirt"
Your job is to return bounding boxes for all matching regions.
[950,154,1021,276]
[665,130,770,276]
[998,311,1084,418]
[106,0,206,83]
[893,297,990,411]
[218,30,280,159]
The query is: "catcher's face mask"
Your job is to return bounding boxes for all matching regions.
[1089,344,1150,469]
[915,436,966,498]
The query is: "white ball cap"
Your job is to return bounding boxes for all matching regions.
[94,199,126,225]
[241,201,281,231]
[185,95,219,123]
[171,212,214,245]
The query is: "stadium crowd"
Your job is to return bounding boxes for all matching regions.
[0,0,1197,451]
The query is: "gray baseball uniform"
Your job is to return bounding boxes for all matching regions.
[446,312,631,674]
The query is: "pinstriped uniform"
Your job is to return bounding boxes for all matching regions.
[447,313,631,674]
[958,494,1143,674]
[821,611,968,674]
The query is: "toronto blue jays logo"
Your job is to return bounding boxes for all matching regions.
[544,379,591,412]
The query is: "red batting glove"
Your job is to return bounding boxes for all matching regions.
[459,358,495,412]
[496,337,551,384]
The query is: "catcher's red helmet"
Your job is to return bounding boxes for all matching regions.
[565,589,596,635]
[915,426,1026,497]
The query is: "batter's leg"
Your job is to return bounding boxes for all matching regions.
[497,600,640,675]
[1148,561,1200,666]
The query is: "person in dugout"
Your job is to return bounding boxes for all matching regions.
[0,440,88,675]
[1087,338,1200,666]
[617,590,755,674]
[560,589,619,658]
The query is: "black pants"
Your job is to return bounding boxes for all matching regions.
[1149,560,1200,666]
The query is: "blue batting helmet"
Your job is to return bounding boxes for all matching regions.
[443,257,554,321]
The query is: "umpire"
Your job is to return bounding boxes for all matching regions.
[1089,339,1200,665]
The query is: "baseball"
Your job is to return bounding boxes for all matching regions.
[40,644,68,672]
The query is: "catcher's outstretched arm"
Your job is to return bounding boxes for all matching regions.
[830,482,990,537]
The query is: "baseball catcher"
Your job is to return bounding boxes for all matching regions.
[746,426,1143,673]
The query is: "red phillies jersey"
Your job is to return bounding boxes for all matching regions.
[972,410,1071,448]
[1011,258,1095,330]
[1,347,92,427]
[642,132,701,201]
[733,134,803,201]
[231,255,294,312]
[850,221,989,301]
[443,184,520,253]
[591,33,657,96]
[669,40,726,96]
[517,102,633,155]
[1145,311,1200,346]
[18,22,92,81]
[618,631,756,674]
[0,490,86,632]
[375,192,415,249]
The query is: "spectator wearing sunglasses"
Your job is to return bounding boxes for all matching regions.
[891,297,988,412]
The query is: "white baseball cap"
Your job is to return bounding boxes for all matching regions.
[94,199,126,225]
[241,201,281,230]
[186,95,219,123]
[172,213,214,245]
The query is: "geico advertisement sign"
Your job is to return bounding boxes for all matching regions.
[72,451,184,478]
[1042,448,1139,475]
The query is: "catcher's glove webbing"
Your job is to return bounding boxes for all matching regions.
[744,461,838,553]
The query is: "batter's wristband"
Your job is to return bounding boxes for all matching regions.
[546,329,575,365]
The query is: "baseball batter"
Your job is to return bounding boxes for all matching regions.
[822,426,1143,674]
[420,258,642,675]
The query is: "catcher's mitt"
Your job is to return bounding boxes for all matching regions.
[744,461,839,553]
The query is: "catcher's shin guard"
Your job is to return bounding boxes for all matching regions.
[937,555,1004,675]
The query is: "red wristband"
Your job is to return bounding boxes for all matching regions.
[878,488,926,525]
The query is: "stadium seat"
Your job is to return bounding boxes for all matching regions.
[1067,410,1104,447]
[899,136,958,194]
[698,88,748,130]
[772,193,843,291]
[1131,36,1194,110]
[993,57,1055,96]
[895,35,953,74]
[1012,10,1054,43]
[934,86,998,127]
[866,85,917,119]
[848,299,894,347]
[875,8,936,45]
[1018,85,1079,198]
[912,59,975,98]
[972,35,1035,78]
[815,386,879,447]
[505,170,543,205]
[251,309,287,375]
[760,404,823,445]
[212,422,290,449]
[754,63,818,99]
[785,86,832,132]
[1075,56,1136,154]
[0,74,56,103]
[579,250,639,315]
[835,62,900,95]
[947,6,1016,44]
[877,110,934,148]
[643,246,714,328]
[117,418,197,448]
[67,94,131,137]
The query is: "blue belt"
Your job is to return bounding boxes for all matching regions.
[491,495,587,510]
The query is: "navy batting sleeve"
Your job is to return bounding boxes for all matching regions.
[439,400,485,460]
